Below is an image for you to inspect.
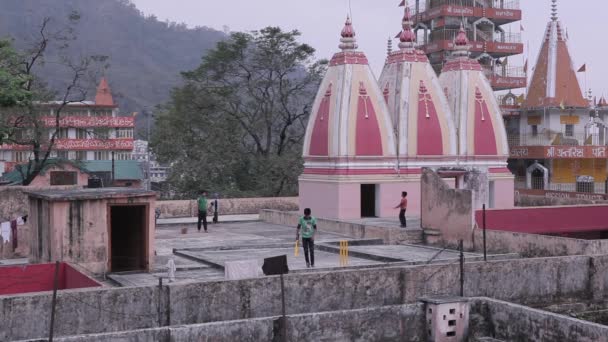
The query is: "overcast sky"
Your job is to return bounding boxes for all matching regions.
[130,0,605,98]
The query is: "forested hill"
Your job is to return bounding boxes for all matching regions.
[0,0,226,134]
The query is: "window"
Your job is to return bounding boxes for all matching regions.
[116,128,133,139]
[14,151,31,162]
[50,171,77,185]
[565,124,574,137]
[55,128,69,139]
[92,110,112,117]
[75,151,87,161]
[92,129,109,139]
[531,125,538,137]
[115,152,131,160]
[76,129,88,139]
[56,151,68,159]
[94,151,110,160]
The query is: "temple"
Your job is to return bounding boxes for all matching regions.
[508,0,606,195]
[300,2,513,219]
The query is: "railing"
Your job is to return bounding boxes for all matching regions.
[494,32,521,44]
[508,133,607,147]
[424,0,520,10]
[518,180,607,194]
[429,29,521,44]
[484,66,526,79]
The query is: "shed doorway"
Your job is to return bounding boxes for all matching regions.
[361,184,377,218]
[110,205,147,272]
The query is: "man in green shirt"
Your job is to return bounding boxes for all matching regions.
[296,208,317,268]
[197,191,209,232]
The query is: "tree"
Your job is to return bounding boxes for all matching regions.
[151,27,326,198]
[0,13,108,185]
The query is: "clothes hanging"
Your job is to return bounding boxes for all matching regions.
[0,222,11,243]
[16,216,25,226]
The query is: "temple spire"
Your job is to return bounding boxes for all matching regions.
[398,1,416,49]
[452,23,470,57]
[551,0,558,21]
[339,16,358,51]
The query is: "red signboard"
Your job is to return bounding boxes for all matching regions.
[420,41,523,55]
[40,116,134,128]
[415,5,522,23]
[516,189,608,201]
[54,139,134,150]
[510,146,608,159]
[0,139,134,151]
[490,76,526,89]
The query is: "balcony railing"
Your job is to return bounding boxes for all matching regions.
[429,29,521,44]
[508,133,607,147]
[422,0,520,11]
[484,66,526,79]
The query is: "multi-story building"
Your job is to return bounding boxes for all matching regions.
[0,78,135,170]
[131,139,169,186]
[507,2,606,194]
[412,0,526,91]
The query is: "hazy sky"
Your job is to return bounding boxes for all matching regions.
[131,0,605,97]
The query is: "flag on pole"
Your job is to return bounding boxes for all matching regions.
[577,64,587,73]
[523,59,528,73]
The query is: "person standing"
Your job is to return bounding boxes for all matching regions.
[197,191,209,232]
[394,192,408,228]
[212,193,220,224]
[296,208,317,268]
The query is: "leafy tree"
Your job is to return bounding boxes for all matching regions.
[152,27,326,198]
[0,14,108,185]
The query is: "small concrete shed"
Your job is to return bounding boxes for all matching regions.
[25,188,157,275]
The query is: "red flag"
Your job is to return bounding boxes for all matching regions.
[577,64,587,73]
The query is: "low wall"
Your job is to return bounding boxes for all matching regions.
[469,298,608,342]
[470,228,608,257]
[260,210,422,244]
[156,197,299,218]
[22,304,425,342]
[475,205,608,234]
[3,255,608,341]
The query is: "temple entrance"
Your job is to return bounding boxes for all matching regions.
[109,205,148,272]
[361,184,377,218]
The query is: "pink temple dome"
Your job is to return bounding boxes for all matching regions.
[341,16,355,38]
[455,25,469,46]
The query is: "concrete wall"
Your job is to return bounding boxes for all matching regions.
[470,228,608,257]
[515,193,607,207]
[21,304,426,342]
[260,210,423,244]
[474,204,608,234]
[3,255,608,341]
[156,197,298,218]
[420,168,474,243]
[470,297,608,342]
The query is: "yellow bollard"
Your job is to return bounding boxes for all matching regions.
[339,240,349,266]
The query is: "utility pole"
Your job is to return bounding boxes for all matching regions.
[146,110,152,191]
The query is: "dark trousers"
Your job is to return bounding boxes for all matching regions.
[399,209,407,227]
[302,238,315,266]
[198,210,208,231]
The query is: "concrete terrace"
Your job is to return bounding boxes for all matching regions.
[108,216,492,287]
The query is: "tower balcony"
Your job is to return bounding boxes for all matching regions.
[483,65,527,90]
[420,29,523,57]
[414,0,521,26]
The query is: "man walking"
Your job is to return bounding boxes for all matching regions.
[197,190,209,232]
[394,191,408,228]
[296,208,317,268]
